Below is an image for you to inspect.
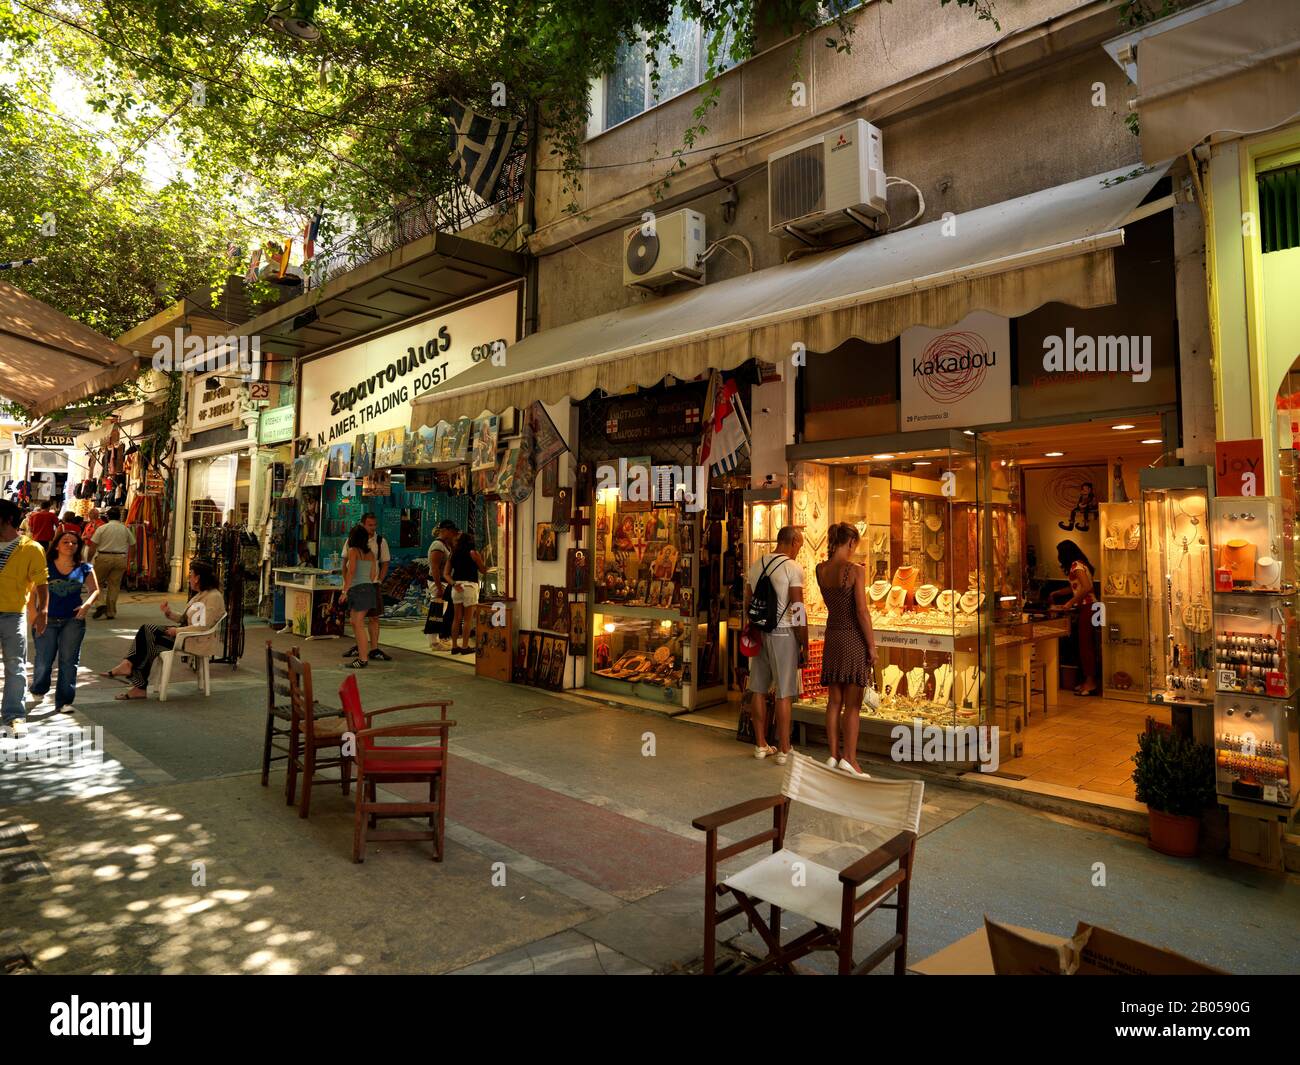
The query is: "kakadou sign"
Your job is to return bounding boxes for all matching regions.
[298,287,519,449]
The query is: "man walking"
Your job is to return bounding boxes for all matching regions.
[743,525,807,766]
[21,500,57,551]
[342,512,393,662]
[86,507,135,619]
[0,499,49,737]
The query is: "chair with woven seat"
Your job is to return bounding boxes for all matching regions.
[261,641,344,787]
[285,652,351,819]
[338,674,455,863]
[693,752,924,975]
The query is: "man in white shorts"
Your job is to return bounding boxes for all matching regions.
[743,525,806,765]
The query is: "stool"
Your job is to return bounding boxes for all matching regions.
[1028,661,1048,720]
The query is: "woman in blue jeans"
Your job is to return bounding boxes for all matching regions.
[31,529,99,712]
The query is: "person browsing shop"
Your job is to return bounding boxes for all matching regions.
[1050,540,1101,696]
[30,529,99,714]
[426,519,458,652]
[445,530,484,655]
[0,499,49,738]
[86,507,135,619]
[342,512,393,662]
[341,524,380,669]
[743,525,807,765]
[815,522,876,777]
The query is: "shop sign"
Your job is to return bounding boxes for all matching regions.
[259,404,296,445]
[297,287,519,449]
[601,384,706,443]
[1215,438,1264,496]
[188,376,243,432]
[899,311,1011,432]
[25,433,76,447]
[874,629,955,653]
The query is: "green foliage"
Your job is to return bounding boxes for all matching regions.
[1131,721,1216,817]
[1118,0,1184,29]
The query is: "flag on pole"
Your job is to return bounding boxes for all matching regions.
[278,236,294,278]
[245,249,261,283]
[0,257,42,271]
[303,210,321,262]
[445,99,521,203]
[699,371,749,477]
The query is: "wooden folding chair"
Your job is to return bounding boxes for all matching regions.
[338,674,455,863]
[693,753,924,975]
[261,641,345,787]
[284,652,351,818]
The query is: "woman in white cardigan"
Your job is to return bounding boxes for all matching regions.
[102,560,225,700]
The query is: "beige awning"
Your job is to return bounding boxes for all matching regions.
[0,281,143,417]
[410,163,1167,428]
[1109,0,1300,164]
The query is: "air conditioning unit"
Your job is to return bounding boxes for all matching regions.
[622,209,707,289]
[768,119,887,239]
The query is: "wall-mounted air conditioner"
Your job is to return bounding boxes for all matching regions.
[768,118,886,240]
[622,209,707,289]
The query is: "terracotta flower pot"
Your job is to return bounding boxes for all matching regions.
[1147,807,1200,858]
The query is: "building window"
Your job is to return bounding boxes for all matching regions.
[1259,163,1300,254]
[599,6,744,133]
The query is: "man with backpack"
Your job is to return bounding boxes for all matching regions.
[742,525,806,765]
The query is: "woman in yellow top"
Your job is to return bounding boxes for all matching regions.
[0,499,49,737]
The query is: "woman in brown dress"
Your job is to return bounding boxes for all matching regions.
[816,522,877,777]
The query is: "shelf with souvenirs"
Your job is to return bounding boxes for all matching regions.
[775,437,994,735]
[588,476,727,710]
[1139,466,1215,707]
[1099,500,1148,700]
[1210,496,1292,594]
[1213,694,1299,810]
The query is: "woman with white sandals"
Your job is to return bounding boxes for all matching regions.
[815,522,877,777]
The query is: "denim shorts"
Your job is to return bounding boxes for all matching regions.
[347,584,380,614]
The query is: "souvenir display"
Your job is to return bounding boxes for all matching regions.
[535,521,559,561]
[1213,593,1295,697]
[1211,497,1290,592]
[569,601,588,654]
[590,614,686,695]
[1140,469,1215,706]
[566,547,589,592]
[374,427,406,468]
[1213,695,1298,808]
[327,443,353,479]
[1100,503,1150,700]
[475,604,512,683]
[553,486,573,532]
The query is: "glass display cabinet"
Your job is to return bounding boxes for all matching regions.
[779,432,995,761]
[1139,466,1215,707]
[589,485,723,711]
[1213,695,1298,808]
[1213,593,1295,697]
[1210,496,1291,594]
[1099,500,1147,700]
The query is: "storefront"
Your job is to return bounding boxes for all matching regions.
[280,283,524,651]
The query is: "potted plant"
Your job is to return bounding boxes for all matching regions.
[1131,719,1216,857]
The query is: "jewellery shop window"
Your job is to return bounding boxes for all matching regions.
[786,445,993,729]
[590,481,723,711]
[1140,468,1215,706]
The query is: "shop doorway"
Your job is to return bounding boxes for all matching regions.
[985,416,1170,798]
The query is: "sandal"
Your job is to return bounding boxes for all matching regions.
[114,690,147,701]
[100,670,131,683]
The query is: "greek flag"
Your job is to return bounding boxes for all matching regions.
[445,100,520,203]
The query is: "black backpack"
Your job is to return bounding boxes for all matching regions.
[747,554,790,632]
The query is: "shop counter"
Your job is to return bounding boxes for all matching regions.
[273,567,344,639]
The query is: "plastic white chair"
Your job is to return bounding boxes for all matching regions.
[694,753,925,975]
[156,614,227,703]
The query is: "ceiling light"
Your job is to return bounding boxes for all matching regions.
[1141,438,1163,445]
[1045,451,1065,457]
[912,461,931,466]
[873,453,895,460]
[963,430,975,436]
[1111,423,1136,430]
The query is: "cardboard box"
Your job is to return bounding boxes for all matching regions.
[910,917,1225,975]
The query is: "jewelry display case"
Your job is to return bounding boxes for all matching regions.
[782,434,994,741]
[1210,496,1291,593]
[1099,500,1147,700]
[1213,593,1295,697]
[1140,466,1215,707]
[1213,694,1298,808]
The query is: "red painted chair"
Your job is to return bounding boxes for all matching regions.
[338,675,455,863]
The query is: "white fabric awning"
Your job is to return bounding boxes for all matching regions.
[1110,0,1300,165]
[410,163,1168,427]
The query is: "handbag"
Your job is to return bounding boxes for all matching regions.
[422,599,447,634]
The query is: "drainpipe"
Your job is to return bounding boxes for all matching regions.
[523,100,540,338]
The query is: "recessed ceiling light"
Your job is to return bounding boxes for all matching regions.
[873,453,895,460]
[1141,437,1162,445]
[1111,423,1136,430]
[963,430,975,436]
[912,461,931,466]
[1045,451,1065,457]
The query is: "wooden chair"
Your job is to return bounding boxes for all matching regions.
[284,652,351,819]
[261,641,344,787]
[338,674,455,863]
[693,753,924,975]
[156,614,226,702]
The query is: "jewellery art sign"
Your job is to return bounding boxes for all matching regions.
[899,311,1011,432]
[1214,438,1264,497]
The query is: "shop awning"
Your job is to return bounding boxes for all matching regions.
[0,281,143,418]
[410,163,1168,428]
[1105,0,1300,164]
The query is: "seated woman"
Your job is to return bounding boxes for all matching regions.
[102,560,224,700]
